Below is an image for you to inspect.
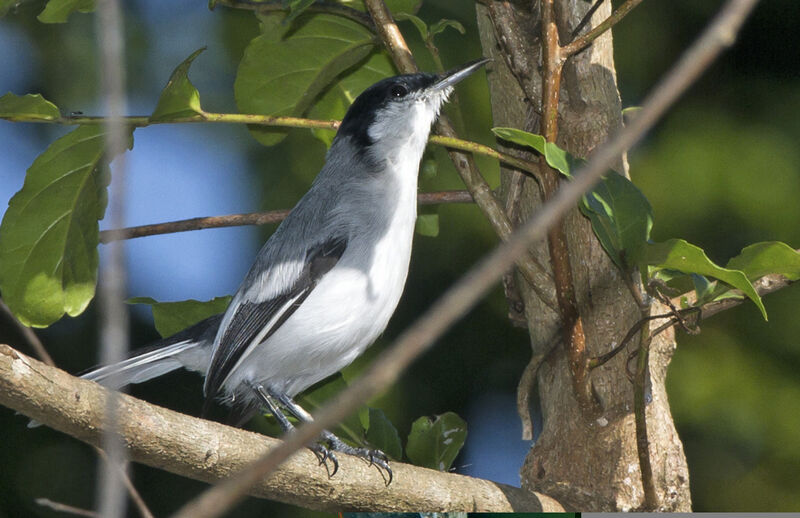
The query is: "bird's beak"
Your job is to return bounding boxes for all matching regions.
[432,58,491,91]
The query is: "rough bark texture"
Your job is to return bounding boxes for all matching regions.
[0,344,563,512]
[477,1,691,511]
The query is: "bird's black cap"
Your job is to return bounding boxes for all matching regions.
[337,58,489,149]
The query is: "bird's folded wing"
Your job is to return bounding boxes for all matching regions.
[203,236,348,400]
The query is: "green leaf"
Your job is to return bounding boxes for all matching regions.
[127,296,231,337]
[235,13,387,146]
[307,51,395,146]
[415,213,439,237]
[492,128,653,273]
[365,408,402,460]
[725,241,800,282]
[384,0,422,14]
[150,48,207,122]
[37,0,95,23]
[690,273,715,304]
[299,374,366,447]
[429,18,465,37]
[406,412,467,471]
[491,127,574,177]
[581,171,654,272]
[0,124,133,327]
[1,0,17,18]
[0,93,60,121]
[284,0,316,24]
[395,13,429,41]
[646,239,767,320]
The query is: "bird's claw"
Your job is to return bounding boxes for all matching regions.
[309,442,339,477]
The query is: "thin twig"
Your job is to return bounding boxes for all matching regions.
[0,299,54,366]
[95,0,130,516]
[517,353,544,441]
[99,191,473,243]
[94,447,155,518]
[169,2,761,515]
[562,0,645,57]
[6,113,545,183]
[570,0,606,39]
[632,302,658,509]
[35,499,100,518]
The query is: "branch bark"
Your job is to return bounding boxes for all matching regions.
[0,344,562,512]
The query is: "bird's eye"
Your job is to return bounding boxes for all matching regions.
[390,84,408,98]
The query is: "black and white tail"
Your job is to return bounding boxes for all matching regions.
[79,314,221,389]
[28,315,221,428]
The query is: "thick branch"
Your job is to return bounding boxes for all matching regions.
[0,345,562,512]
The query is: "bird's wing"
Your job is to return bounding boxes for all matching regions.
[203,236,348,401]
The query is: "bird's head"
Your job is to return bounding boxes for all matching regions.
[336,58,489,158]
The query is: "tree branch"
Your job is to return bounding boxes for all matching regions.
[0,344,562,513]
[98,191,473,243]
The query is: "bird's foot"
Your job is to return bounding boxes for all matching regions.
[321,431,393,485]
[308,441,339,478]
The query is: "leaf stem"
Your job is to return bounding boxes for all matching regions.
[7,112,544,181]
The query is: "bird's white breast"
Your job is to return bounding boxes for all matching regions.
[225,146,421,400]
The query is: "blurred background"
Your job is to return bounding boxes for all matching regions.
[1,0,798,515]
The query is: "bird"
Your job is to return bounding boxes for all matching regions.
[75,58,489,481]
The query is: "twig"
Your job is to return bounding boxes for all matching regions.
[569,0,605,39]
[516,335,559,440]
[214,0,374,29]
[539,0,598,417]
[516,353,544,440]
[35,499,100,518]
[632,301,658,509]
[365,0,557,311]
[0,299,54,366]
[99,191,473,243]
[95,0,130,516]
[562,0,645,57]
[167,1,761,513]
[94,447,155,518]
[7,112,545,184]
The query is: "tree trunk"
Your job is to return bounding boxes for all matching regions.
[476,1,691,511]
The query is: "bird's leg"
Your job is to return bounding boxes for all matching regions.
[250,383,338,476]
[270,389,393,485]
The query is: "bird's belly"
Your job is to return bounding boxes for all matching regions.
[225,246,410,399]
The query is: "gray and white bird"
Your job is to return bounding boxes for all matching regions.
[78,58,489,479]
